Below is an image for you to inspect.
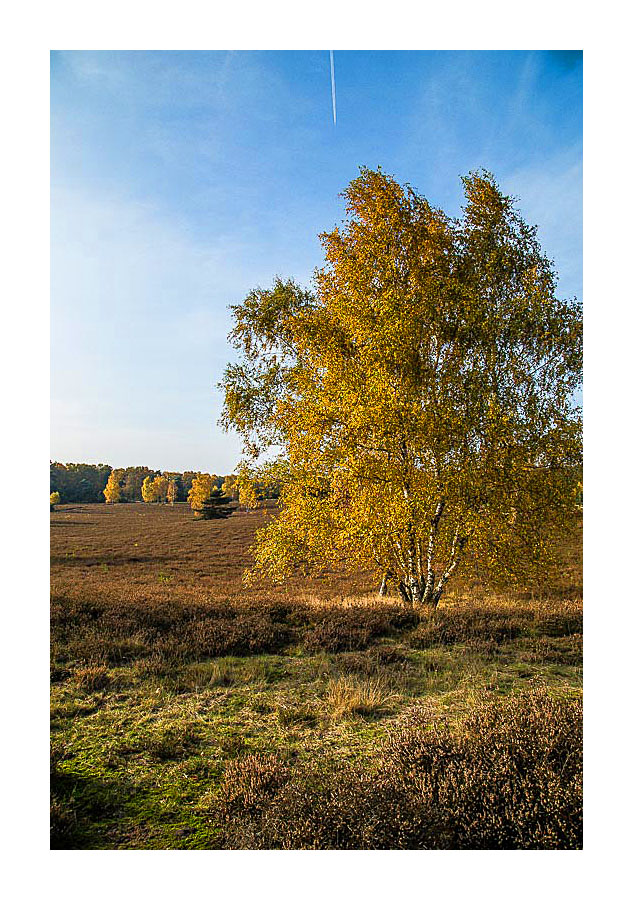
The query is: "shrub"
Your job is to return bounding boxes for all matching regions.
[408,607,524,650]
[303,607,415,653]
[177,614,291,658]
[219,754,290,817]
[216,690,582,849]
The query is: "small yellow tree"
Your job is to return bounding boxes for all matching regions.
[142,474,169,503]
[222,474,239,500]
[141,476,154,503]
[103,469,123,503]
[50,491,61,510]
[236,467,260,511]
[167,479,178,505]
[188,474,215,512]
[153,475,169,503]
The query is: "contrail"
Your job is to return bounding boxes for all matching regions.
[329,50,337,125]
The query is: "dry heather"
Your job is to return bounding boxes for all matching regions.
[217,690,582,850]
[51,502,582,850]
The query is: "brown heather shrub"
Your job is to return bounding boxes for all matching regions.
[302,607,418,653]
[536,608,584,637]
[370,644,409,666]
[333,646,410,677]
[219,754,290,817]
[51,594,296,666]
[519,634,583,666]
[175,613,291,658]
[51,590,424,669]
[216,690,582,849]
[408,607,524,650]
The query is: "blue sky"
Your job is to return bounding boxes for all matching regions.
[51,50,582,474]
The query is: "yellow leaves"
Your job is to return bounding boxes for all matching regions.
[187,474,217,511]
[222,168,582,592]
[142,474,169,503]
[103,470,123,504]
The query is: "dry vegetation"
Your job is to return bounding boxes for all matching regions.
[51,502,582,850]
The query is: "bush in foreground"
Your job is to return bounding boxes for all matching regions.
[217,690,582,849]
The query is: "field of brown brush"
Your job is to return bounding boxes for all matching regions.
[50,501,368,599]
[50,502,582,850]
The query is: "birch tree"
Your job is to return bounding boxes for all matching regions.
[103,469,123,504]
[221,169,582,606]
[188,474,215,513]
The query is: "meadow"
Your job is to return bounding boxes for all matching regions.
[50,502,582,850]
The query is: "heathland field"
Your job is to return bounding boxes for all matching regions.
[50,502,582,850]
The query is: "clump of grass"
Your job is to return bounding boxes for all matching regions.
[134,655,177,679]
[275,702,318,727]
[322,674,397,719]
[171,657,277,693]
[73,665,110,691]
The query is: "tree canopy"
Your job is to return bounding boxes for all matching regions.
[103,469,123,504]
[221,168,582,606]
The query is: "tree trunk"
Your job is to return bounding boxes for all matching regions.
[378,574,389,597]
[397,577,425,606]
[421,587,442,609]
[410,579,423,605]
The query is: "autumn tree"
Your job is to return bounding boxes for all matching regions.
[222,474,239,500]
[121,466,158,502]
[236,466,260,512]
[187,474,215,513]
[50,491,61,510]
[221,169,582,606]
[141,474,168,503]
[181,471,200,502]
[103,469,124,503]
[166,478,178,505]
[141,476,153,503]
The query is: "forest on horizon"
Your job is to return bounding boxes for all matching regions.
[49,462,237,505]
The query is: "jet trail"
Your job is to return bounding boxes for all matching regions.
[330,50,337,125]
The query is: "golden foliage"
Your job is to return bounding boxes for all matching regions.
[187,474,217,511]
[221,169,582,605]
[103,470,123,504]
[142,474,169,503]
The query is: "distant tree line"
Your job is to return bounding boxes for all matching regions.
[50,462,279,505]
